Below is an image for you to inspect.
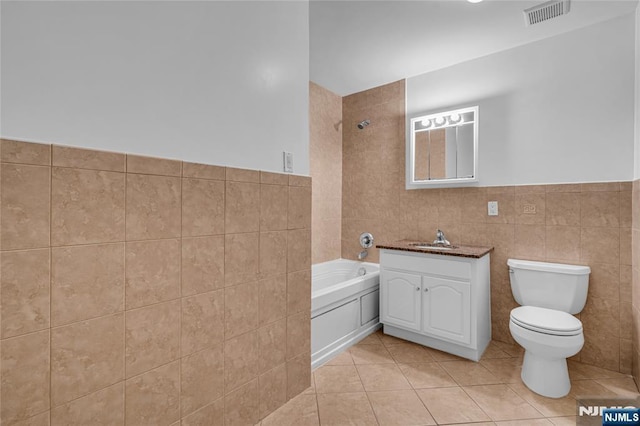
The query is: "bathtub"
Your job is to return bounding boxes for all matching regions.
[311,259,381,369]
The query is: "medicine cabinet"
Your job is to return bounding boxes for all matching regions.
[407,106,478,189]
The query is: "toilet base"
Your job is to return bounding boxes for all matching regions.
[521,351,571,398]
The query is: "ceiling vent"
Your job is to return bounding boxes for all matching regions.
[523,0,571,26]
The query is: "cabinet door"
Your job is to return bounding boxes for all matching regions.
[380,269,421,331]
[422,276,471,344]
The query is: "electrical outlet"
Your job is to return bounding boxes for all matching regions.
[488,201,499,216]
[283,151,293,173]
[523,204,537,214]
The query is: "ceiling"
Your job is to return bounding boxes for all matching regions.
[310,0,638,96]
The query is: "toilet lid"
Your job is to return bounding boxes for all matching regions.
[510,306,583,336]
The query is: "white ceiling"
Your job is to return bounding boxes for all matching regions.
[310,0,638,96]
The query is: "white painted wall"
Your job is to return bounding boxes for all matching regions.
[1,1,310,175]
[635,5,640,180]
[407,14,635,186]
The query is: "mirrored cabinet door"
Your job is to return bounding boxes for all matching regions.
[408,106,478,189]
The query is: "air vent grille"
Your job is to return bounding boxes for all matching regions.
[524,0,571,26]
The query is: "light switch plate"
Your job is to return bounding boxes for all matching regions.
[283,151,293,173]
[488,201,499,216]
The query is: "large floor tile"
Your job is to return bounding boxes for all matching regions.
[463,384,545,421]
[567,360,627,380]
[570,379,622,398]
[356,363,412,391]
[480,357,523,383]
[492,341,525,357]
[398,362,458,389]
[423,346,468,362]
[261,393,319,426]
[416,387,491,424]
[548,416,578,425]
[508,381,577,417]
[440,360,502,386]
[357,332,384,346]
[446,423,495,426]
[378,332,407,346]
[481,342,513,359]
[385,342,436,363]
[367,389,435,426]
[507,377,617,412]
[314,365,364,393]
[349,344,395,365]
[316,392,377,426]
[595,377,640,397]
[324,350,354,366]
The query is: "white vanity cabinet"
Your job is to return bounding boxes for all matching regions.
[379,248,491,361]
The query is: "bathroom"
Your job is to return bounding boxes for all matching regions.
[1,0,640,425]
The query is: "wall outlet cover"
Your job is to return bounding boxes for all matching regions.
[488,201,499,216]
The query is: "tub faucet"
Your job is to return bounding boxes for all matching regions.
[358,232,373,260]
[433,229,450,246]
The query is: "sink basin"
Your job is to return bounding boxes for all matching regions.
[409,243,458,250]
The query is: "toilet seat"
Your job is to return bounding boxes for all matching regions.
[510,306,582,336]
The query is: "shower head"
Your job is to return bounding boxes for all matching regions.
[357,120,370,130]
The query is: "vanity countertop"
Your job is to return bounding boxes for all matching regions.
[376,240,493,259]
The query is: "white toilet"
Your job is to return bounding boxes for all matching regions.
[507,258,590,398]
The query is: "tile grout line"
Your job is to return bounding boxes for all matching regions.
[350,353,382,426]
[389,341,441,424]
[457,370,522,424]
[307,372,321,426]
[49,380,125,415]
[398,338,514,423]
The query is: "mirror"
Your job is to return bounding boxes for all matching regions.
[407,106,478,189]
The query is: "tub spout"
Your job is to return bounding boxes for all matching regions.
[358,250,368,260]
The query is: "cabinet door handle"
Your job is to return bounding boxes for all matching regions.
[424,288,429,292]
[416,287,420,291]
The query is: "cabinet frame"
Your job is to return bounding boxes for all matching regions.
[379,249,491,361]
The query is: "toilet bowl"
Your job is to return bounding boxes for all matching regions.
[507,259,590,398]
[509,306,584,398]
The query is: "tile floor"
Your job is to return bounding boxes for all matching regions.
[258,329,640,425]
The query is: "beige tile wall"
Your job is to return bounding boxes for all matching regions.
[0,139,311,425]
[309,82,342,264]
[340,80,633,374]
[632,180,640,384]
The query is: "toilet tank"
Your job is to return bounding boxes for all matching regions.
[507,259,590,314]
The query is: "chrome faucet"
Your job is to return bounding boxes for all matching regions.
[358,232,374,260]
[433,229,450,246]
